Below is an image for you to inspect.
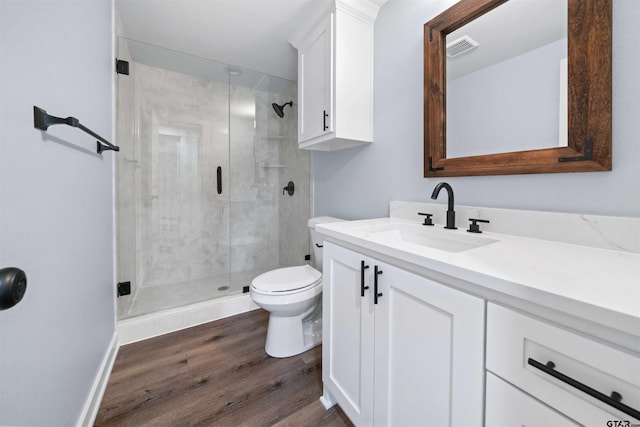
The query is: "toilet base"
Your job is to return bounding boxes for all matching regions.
[264,301,322,358]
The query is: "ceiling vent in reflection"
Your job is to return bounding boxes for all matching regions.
[446,35,479,58]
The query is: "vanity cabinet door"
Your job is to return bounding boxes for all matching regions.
[373,262,485,427]
[322,242,375,426]
[297,13,333,144]
[486,372,580,427]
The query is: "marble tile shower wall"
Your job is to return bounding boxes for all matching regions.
[278,84,310,268]
[229,83,310,275]
[116,59,309,300]
[229,86,280,274]
[135,63,230,288]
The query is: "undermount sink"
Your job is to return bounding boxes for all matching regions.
[365,223,498,253]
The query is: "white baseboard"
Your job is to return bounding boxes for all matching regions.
[77,332,119,427]
[320,385,338,409]
[73,295,258,425]
[118,293,259,345]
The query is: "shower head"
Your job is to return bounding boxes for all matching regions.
[272,101,293,118]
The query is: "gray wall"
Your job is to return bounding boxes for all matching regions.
[313,0,640,220]
[448,38,566,158]
[0,0,115,425]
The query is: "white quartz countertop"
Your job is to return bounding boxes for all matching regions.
[317,217,640,337]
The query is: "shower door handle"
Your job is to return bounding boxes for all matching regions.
[217,166,222,194]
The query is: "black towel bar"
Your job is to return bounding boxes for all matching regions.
[33,106,119,154]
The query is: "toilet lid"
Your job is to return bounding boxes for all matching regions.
[252,265,321,293]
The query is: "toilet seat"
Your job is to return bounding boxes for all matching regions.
[251,265,321,295]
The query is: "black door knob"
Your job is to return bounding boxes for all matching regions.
[0,267,27,310]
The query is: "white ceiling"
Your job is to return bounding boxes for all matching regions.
[116,0,565,83]
[115,0,334,82]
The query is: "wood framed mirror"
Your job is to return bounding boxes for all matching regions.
[424,0,611,177]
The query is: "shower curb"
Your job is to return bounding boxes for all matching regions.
[118,294,259,345]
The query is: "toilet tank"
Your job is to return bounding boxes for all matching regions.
[308,216,343,270]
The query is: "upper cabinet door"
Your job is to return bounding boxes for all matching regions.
[291,0,381,151]
[298,13,333,144]
[373,262,485,427]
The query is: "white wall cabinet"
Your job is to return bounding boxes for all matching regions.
[296,13,333,145]
[322,242,485,426]
[290,0,381,151]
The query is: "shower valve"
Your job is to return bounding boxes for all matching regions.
[283,181,294,196]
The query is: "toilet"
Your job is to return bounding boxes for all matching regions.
[250,216,342,358]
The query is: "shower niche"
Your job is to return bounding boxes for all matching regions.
[115,38,310,320]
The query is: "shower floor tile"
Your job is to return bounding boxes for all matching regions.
[121,264,290,319]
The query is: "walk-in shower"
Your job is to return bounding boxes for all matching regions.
[115,38,310,321]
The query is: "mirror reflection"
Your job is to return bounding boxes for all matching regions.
[445,0,567,159]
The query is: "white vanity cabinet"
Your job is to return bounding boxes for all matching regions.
[290,0,379,151]
[322,242,485,426]
[486,303,640,426]
[321,243,375,425]
[316,211,640,426]
[485,372,581,427]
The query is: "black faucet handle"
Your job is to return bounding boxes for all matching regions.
[418,212,434,226]
[467,218,490,233]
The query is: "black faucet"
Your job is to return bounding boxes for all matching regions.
[431,182,457,229]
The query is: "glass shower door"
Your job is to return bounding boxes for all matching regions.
[115,37,310,321]
[116,38,232,319]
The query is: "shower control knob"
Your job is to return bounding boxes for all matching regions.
[0,267,27,310]
[283,181,294,196]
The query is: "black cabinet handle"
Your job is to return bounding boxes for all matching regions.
[360,261,369,297]
[323,110,329,131]
[217,166,222,194]
[374,266,383,304]
[528,358,640,420]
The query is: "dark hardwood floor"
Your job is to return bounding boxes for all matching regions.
[95,309,352,426]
